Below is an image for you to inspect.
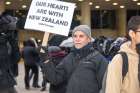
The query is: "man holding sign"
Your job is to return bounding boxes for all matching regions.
[42,25,108,93]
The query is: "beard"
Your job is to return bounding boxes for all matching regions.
[136,43,140,55]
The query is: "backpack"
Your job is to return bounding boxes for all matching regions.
[100,52,128,93]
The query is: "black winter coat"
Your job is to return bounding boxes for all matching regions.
[0,40,16,90]
[22,46,40,66]
[44,43,108,93]
[66,47,108,93]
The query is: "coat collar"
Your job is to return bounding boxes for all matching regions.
[71,43,94,58]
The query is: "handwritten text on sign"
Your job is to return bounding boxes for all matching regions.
[24,0,75,36]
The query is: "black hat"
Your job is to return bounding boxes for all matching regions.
[127,16,140,31]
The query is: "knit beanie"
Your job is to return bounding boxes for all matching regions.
[72,25,91,39]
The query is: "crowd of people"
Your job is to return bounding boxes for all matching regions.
[0,11,140,93]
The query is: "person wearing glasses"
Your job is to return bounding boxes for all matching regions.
[105,16,140,93]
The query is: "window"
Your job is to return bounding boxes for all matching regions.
[91,10,116,29]
[127,10,140,22]
[70,10,81,30]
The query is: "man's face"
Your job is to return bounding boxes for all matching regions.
[132,28,140,54]
[133,28,140,44]
[72,31,91,49]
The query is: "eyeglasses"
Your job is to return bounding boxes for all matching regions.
[134,30,140,33]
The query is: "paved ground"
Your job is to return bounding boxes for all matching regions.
[16,63,49,93]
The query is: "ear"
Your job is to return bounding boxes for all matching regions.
[88,37,91,42]
[129,30,135,40]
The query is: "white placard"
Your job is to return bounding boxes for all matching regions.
[24,0,75,36]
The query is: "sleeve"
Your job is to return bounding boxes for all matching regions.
[32,48,39,56]
[105,54,123,93]
[43,57,67,85]
[96,55,108,89]
[32,48,40,62]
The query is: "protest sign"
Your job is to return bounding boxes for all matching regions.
[24,0,75,36]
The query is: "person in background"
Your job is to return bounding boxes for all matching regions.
[42,25,108,93]
[40,46,68,91]
[22,39,40,90]
[105,16,140,93]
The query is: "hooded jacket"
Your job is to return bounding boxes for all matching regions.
[105,41,140,93]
